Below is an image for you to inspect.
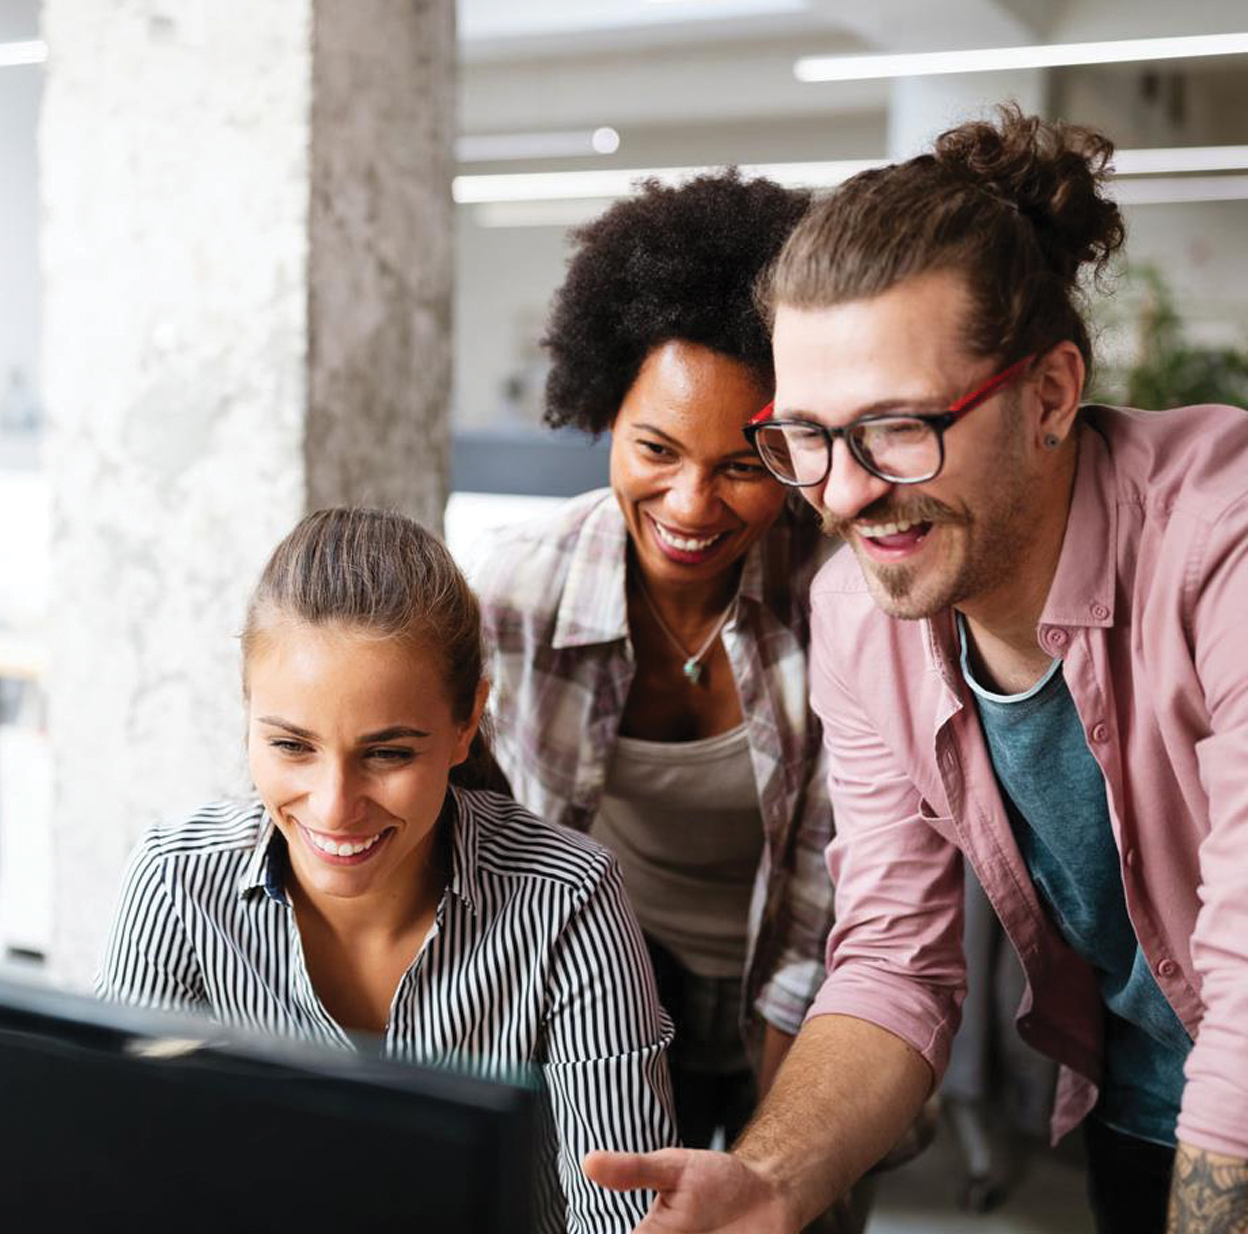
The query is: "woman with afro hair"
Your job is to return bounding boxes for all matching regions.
[474,170,850,1192]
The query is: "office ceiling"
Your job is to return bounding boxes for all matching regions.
[456,0,1248,168]
[458,0,1058,60]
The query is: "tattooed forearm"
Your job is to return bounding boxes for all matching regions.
[1167,1141,1248,1233]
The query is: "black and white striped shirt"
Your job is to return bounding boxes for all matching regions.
[98,787,676,1233]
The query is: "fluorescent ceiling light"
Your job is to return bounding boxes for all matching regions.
[453,159,882,204]
[456,127,620,163]
[795,31,1248,82]
[456,169,653,204]
[454,146,1248,206]
[641,0,805,8]
[0,39,47,68]
[1112,174,1248,206]
[1114,146,1248,175]
[472,172,1248,224]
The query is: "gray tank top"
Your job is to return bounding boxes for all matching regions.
[591,724,762,979]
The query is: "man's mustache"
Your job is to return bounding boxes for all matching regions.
[820,495,965,540]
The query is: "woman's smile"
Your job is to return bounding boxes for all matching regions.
[295,820,395,865]
[645,513,733,565]
[609,340,786,592]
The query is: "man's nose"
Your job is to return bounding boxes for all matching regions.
[819,437,893,524]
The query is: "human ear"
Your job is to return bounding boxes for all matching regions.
[451,679,491,766]
[1030,341,1084,451]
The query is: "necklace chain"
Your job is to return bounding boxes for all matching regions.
[634,574,737,684]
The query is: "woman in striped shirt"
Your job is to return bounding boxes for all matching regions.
[98,507,676,1234]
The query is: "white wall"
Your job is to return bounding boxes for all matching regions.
[453,214,569,428]
[1119,200,1248,347]
[0,0,42,396]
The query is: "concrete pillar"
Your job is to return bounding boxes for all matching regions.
[40,0,455,988]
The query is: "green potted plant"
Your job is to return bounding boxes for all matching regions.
[1089,263,1248,409]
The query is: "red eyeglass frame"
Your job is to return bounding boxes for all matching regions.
[743,353,1035,487]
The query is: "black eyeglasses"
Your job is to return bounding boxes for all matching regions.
[743,355,1034,487]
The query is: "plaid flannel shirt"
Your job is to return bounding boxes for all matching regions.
[473,488,838,1037]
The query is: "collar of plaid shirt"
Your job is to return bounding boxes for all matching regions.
[551,494,770,650]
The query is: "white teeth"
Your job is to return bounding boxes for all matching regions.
[653,521,723,552]
[307,829,382,857]
[858,519,920,538]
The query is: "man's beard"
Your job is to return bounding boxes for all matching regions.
[818,493,961,542]
[818,481,1030,620]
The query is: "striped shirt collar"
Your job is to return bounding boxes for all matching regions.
[237,813,283,903]
[236,790,481,915]
[551,493,766,650]
[446,788,482,915]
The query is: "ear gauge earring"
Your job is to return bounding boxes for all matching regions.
[1044,434,1061,450]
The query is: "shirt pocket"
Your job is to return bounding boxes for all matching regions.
[917,797,959,846]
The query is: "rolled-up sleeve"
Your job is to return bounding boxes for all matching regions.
[1178,498,1248,1159]
[752,737,839,1036]
[804,588,967,1084]
[542,853,678,1233]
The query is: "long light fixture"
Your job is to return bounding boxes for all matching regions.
[453,147,1248,208]
[456,128,620,163]
[1112,174,1248,206]
[453,159,883,204]
[642,0,806,9]
[1114,146,1248,175]
[795,31,1248,83]
[0,39,46,68]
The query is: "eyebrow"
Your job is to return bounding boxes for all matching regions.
[256,717,430,743]
[361,725,431,743]
[777,395,951,423]
[633,421,764,460]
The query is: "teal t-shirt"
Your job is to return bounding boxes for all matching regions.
[958,617,1191,1146]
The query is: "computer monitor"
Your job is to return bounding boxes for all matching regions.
[0,973,539,1232]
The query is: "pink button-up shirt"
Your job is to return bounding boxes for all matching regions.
[807,403,1248,1158]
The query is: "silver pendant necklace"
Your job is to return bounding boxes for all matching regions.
[634,574,737,684]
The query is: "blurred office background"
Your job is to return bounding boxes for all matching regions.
[1,1,1246,1228]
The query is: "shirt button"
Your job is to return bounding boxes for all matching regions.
[1157,959,1179,979]
[1046,627,1068,650]
[1091,602,1110,621]
[1090,722,1110,743]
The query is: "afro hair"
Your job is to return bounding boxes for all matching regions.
[541,169,811,435]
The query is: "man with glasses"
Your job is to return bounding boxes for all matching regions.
[585,106,1248,1234]
[745,354,1033,494]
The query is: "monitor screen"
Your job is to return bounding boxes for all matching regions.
[0,973,538,1233]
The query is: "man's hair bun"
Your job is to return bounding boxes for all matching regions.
[933,103,1125,286]
[765,103,1128,385]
